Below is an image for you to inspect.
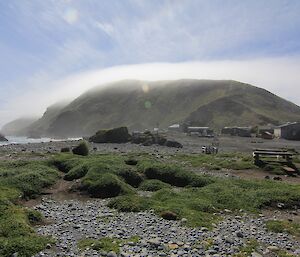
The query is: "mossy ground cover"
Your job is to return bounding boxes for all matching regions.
[51,153,213,198]
[78,236,140,253]
[172,153,256,170]
[51,153,300,228]
[0,160,59,256]
[266,220,300,237]
[108,177,300,228]
[233,238,297,257]
[2,151,300,256]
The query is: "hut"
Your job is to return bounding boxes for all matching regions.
[274,122,300,140]
[187,127,214,137]
[221,127,252,137]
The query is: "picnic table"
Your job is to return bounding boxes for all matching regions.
[253,149,295,163]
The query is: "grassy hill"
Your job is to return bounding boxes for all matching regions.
[19,79,300,137]
[1,118,38,136]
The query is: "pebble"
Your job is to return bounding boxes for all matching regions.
[33,198,300,257]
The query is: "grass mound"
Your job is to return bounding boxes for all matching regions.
[266,220,300,237]
[108,178,300,228]
[173,153,256,170]
[53,154,143,196]
[64,163,89,181]
[49,155,84,173]
[82,173,134,198]
[0,159,58,256]
[115,168,143,187]
[140,162,214,187]
[108,194,152,212]
[72,141,89,156]
[139,179,171,191]
[0,162,59,198]
[78,236,140,254]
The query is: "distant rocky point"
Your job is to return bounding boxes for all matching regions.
[0,134,8,142]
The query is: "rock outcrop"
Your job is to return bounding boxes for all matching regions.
[89,127,131,143]
[0,134,8,142]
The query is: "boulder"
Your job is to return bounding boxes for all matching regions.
[89,127,131,143]
[72,141,89,156]
[165,140,183,148]
[0,134,8,142]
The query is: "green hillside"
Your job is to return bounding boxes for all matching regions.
[1,118,38,136]
[20,80,300,137]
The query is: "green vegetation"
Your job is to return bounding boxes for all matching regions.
[138,161,214,187]
[72,141,89,156]
[0,160,58,256]
[60,147,70,153]
[78,236,140,253]
[52,153,143,197]
[1,151,300,256]
[108,194,152,212]
[173,153,256,171]
[266,220,300,237]
[233,239,260,257]
[82,173,135,198]
[0,161,59,198]
[109,178,300,228]
[139,179,172,191]
[50,153,300,228]
[263,163,285,175]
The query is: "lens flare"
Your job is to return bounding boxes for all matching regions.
[144,101,152,109]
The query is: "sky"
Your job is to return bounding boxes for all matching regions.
[1,0,300,126]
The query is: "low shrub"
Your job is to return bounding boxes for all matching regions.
[160,211,178,220]
[60,147,70,153]
[72,141,89,156]
[0,164,59,198]
[139,179,171,191]
[78,237,120,253]
[266,220,300,237]
[64,164,89,181]
[124,159,138,166]
[141,163,213,187]
[108,194,151,212]
[165,140,183,148]
[25,209,43,225]
[50,156,84,173]
[82,173,134,198]
[0,202,52,257]
[115,169,143,187]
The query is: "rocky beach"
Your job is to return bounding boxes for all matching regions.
[33,197,300,257]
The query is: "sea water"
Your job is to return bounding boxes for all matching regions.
[0,136,81,146]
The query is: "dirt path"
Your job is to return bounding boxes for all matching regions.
[22,172,88,208]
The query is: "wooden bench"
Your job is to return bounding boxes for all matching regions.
[253,149,295,163]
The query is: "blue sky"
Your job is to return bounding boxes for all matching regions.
[1,0,300,125]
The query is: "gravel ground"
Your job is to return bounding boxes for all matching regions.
[33,198,300,257]
[1,133,300,157]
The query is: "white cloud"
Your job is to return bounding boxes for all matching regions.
[95,21,114,36]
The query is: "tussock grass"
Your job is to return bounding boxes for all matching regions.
[78,236,140,253]
[173,153,256,170]
[0,160,58,256]
[266,220,300,237]
[138,162,214,187]
[139,179,172,191]
[109,178,300,228]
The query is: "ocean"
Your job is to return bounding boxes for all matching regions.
[0,136,81,146]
